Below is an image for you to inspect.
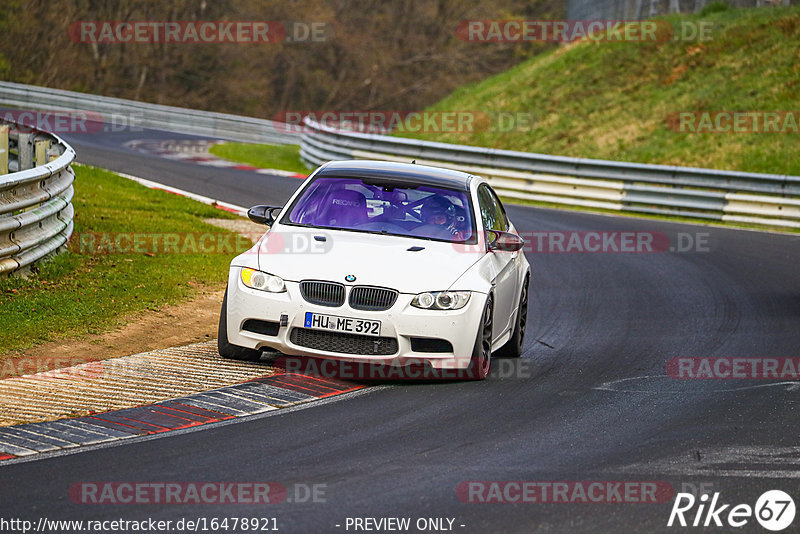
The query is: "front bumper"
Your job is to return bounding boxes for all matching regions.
[225,267,486,370]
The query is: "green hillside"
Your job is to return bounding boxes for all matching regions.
[401,4,800,176]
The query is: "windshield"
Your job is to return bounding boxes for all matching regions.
[282,176,476,243]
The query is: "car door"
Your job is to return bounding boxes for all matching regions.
[477,184,519,342]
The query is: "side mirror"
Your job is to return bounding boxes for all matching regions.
[247,205,282,226]
[487,230,525,252]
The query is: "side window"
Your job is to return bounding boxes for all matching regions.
[478,185,509,232]
[489,188,510,231]
[477,186,495,231]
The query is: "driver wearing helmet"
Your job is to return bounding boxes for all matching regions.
[419,195,458,237]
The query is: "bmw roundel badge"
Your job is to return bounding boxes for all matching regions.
[345,274,356,282]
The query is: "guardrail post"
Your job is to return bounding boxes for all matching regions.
[35,139,50,166]
[17,133,33,171]
[46,145,62,162]
[0,125,7,175]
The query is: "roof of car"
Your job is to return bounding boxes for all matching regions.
[314,160,473,191]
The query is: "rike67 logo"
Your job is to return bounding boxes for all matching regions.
[668,490,795,531]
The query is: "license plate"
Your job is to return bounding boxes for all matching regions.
[304,312,381,337]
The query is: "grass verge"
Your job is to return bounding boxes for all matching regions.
[209,142,309,174]
[0,164,247,356]
[398,5,800,176]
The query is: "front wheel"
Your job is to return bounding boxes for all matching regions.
[218,287,263,361]
[466,296,493,380]
[496,274,530,358]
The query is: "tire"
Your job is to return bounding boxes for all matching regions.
[496,274,530,359]
[466,295,493,380]
[218,287,263,361]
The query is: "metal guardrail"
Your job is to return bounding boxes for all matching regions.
[300,118,800,228]
[0,81,300,146]
[566,0,793,21]
[0,121,75,275]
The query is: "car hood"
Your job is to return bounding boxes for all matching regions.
[256,226,480,294]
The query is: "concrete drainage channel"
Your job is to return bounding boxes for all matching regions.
[0,341,365,462]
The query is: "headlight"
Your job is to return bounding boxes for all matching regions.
[240,267,286,293]
[411,291,470,310]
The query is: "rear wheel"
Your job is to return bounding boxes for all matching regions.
[496,274,530,358]
[466,296,493,380]
[218,287,263,361]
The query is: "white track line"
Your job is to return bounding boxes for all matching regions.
[114,170,248,217]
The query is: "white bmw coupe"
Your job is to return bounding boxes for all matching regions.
[218,160,530,380]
